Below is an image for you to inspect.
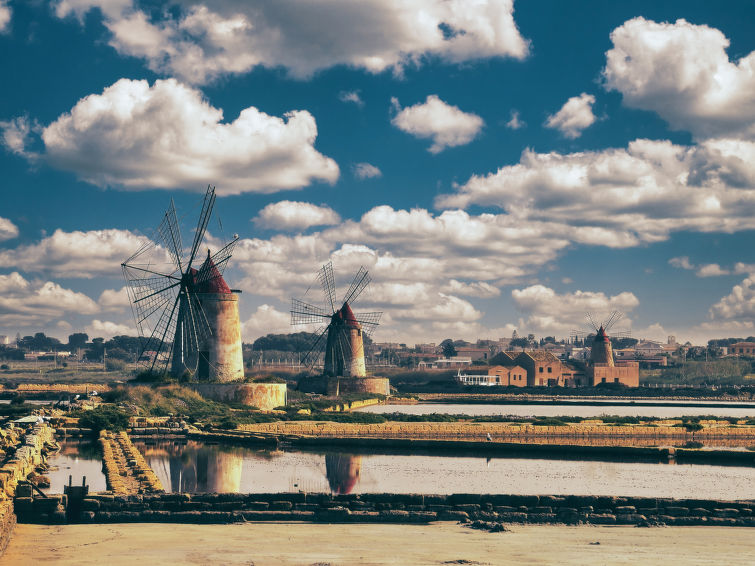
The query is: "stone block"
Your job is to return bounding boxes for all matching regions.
[269,501,293,511]
[588,513,616,525]
[438,510,470,522]
[713,508,740,518]
[663,506,689,517]
[616,514,646,524]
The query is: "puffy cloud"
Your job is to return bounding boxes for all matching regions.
[241,304,290,341]
[696,264,730,277]
[0,272,99,327]
[338,90,364,107]
[734,262,755,275]
[0,116,38,157]
[437,138,755,245]
[0,1,10,33]
[669,256,694,270]
[511,284,639,336]
[544,93,596,139]
[57,0,528,83]
[709,275,755,321]
[353,163,382,179]
[505,109,525,130]
[253,201,341,231]
[603,17,755,140]
[85,319,134,339]
[0,217,18,241]
[391,95,484,153]
[0,228,150,278]
[443,279,501,298]
[14,78,337,194]
[98,287,130,311]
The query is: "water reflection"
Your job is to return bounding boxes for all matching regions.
[130,439,755,499]
[45,440,107,494]
[360,403,755,419]
[325,454,362,494]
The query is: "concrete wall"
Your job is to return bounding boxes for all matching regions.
[193,383,287,411]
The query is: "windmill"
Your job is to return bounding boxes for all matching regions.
[291,262,382,377]
[570,310,632,366]
[122,185,241,380]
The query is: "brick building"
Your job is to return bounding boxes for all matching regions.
[513,351,564,387]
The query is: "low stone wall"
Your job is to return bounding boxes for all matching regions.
[0,500,15,555]
[0,423,57,556]
[193,382,287,411]
[236,421,755,442]
[99,431,164,495]
[22,492,754,527]
[323,398,383,412]
[16,383,111,394]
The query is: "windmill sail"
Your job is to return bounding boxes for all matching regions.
[291,261,381,377]
[123,185,242,381]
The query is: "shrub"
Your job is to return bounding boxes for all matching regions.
[75,406,130,433]
[9,394,25,405]
[0,364,9,370]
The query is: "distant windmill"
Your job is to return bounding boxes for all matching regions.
[122,185,241,379]
[571,310,632,366]
[291,262,382,377]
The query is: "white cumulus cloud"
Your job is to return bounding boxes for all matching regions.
[437,138,755,246]
[669,256,694,270]
[9,78,338,194]
[0,0,10,33]
[56,0,529,83]
[98,287,130,311]
[696,264,730,278]
[505,109,525,130]
[545,93,596,139]
[0,228,151,278]
[511,284,639,336]
[709,274,755,322]
[603,17,755,140]
[0,217,18,241]
[0,272,99,328]
[338,90,364,107]
[85,319,134,339]
[391,95,484,153]
[254,201,341,231]
[242,304,291,341]
[353,163,382,179]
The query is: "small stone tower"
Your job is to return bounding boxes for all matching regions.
[195,252,244,382]
[324,302,367,378]
[591,326,614,366]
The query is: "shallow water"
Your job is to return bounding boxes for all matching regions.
[359,403,755,418]
[131,439,755,499]
[44,440,107,494]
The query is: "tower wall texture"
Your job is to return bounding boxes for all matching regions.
[199,292,244,382]
[348,327,367,377]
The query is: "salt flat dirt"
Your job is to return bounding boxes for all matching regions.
[5,523,755,565]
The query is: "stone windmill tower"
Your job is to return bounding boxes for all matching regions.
[292,261,390,395]
[587,311,625,366]
[122,185,242,382]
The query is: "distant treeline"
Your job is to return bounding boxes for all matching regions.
[250,332,374,353]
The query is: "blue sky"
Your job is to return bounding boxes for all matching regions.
[0,0,753,346]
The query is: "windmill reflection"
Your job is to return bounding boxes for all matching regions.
[325,453,362,494]
[140,441,244,493]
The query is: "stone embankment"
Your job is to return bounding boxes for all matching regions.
[99,431,164,495]
[0,423,57,554]
[22,492,754,528]
[237,420,755,442]
[15,383,111,394]
[323,398,383,412]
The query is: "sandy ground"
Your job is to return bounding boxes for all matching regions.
[5,523,755,565]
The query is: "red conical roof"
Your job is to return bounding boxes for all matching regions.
[595,326,609,342]
[195,251,231,294]
[339,302,360,328]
